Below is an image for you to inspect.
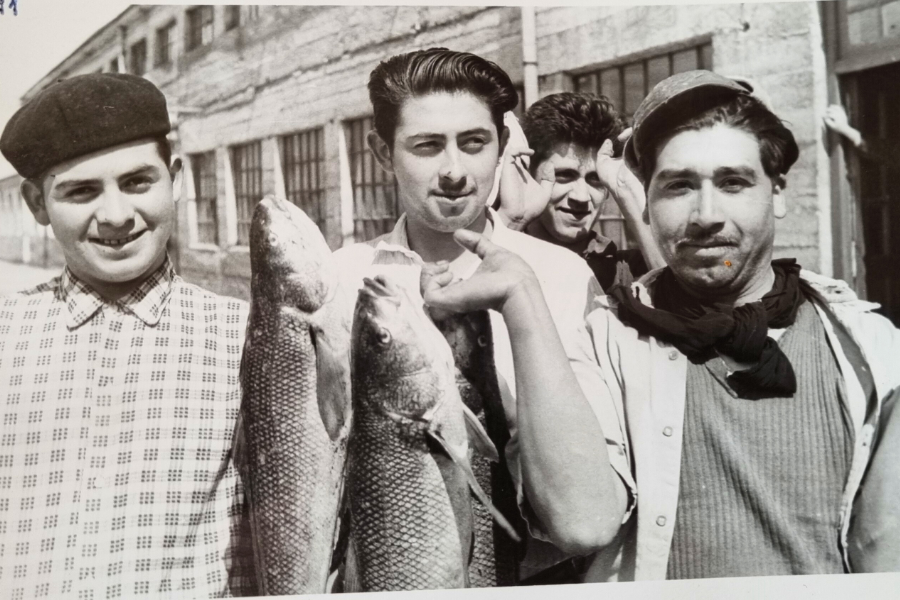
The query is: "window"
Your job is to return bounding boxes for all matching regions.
[224,6,241,31]
[155,22,176,66]
[191,152,218,245]
[129,39,147,76]
[230,141,263,246]
[574,41,713,117]
[280,128,326,232]
[186,6,214,51]
[573,41,712,249]
[345,117,400,241]
[108,57,119,73]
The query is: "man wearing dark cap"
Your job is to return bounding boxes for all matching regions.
[0,74,256,598]
[579,70,900,580]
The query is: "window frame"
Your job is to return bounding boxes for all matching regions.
[129,38,147,76]
[190,152,219,246]
[186,6,215,52]
[230,141,263,247]
[280,128,327,232]
[154,21,176,67]
[344,116,400,242]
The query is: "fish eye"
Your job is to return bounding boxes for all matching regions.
[376,328,392,346]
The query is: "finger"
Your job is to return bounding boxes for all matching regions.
[617,127,633,143]
[421,268,455,298]
[453,229,498,259]
[423,279,483,314]
[506,145,535,159]
[536,159,555,184]
[598,138,615,158]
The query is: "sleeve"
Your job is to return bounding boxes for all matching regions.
[505,263,636,543]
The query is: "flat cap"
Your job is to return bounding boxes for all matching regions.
[624,70,751,174]
[0,73,171,179]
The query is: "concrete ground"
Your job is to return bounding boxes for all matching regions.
[0,260,61,296]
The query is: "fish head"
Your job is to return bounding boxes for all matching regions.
[352,275,453,418]
[249,196,335,313]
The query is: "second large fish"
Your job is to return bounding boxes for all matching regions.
[345,275,519,591]
[239,196,352,595]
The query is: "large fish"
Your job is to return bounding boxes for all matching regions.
[345,275,519,591]
[238,196,352,595]
[428,309,526,587]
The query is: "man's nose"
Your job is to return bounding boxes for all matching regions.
[95,188,135,228]
[691,182,725,230]
[567,178,592,205]
[438,147,467,189]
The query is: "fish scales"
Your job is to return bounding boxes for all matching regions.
[349,401,467,590]
[240,197,351,595]
[348,276,471,591]
[432,311,525,587]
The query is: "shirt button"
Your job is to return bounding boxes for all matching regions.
[668,350,679,361]
[656,516,667,527]
[663,426,673,437]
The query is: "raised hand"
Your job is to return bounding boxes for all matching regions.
[496,112,555,231]
[421,229,539,314]
[823,104,863,147]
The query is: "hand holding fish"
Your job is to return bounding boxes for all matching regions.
[422,229,541,315]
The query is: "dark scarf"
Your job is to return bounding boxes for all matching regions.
[608,259,806,398]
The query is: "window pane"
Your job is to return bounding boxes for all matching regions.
[575,73,598,95]
[647,55,670,92]
[672,48,699,74]
[700,43,713,70]
[346,116,399,241]
[599,68,621,110]
[623,63,645,115]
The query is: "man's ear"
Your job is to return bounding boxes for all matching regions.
[21,179,50,226]
[498,125,510,161]
[772,177,786,219]
[169,156,184,203]
[367,130,394,174]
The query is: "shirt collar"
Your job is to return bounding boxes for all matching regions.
[372,208,502,263]
[59,255,176,329]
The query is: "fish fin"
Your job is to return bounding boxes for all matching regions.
[311,325,352,441]
[462,404,500,463]
[427,429,522,543]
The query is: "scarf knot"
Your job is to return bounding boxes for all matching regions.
[608,259,805,398]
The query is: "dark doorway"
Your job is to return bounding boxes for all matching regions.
[848,62,900,325]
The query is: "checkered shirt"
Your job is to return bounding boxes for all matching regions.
[0,257,258,599]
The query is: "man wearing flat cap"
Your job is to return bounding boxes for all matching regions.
[0,74,257,597]
[579,70,900,580]
[436,69,900,581]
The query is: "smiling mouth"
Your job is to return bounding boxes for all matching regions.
[91,231,145,247]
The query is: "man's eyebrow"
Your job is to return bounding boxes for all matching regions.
[654,168,696,180]
[52,178,102,192]
[714,166,757,179]
[116,164,161,180]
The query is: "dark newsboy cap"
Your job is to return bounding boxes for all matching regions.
[624,70,751,174]
[0,73,171,179]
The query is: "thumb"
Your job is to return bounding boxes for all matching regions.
[453,229,497,258]
[598,138,615,158]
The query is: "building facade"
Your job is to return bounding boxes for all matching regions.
[0,3,895,323]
